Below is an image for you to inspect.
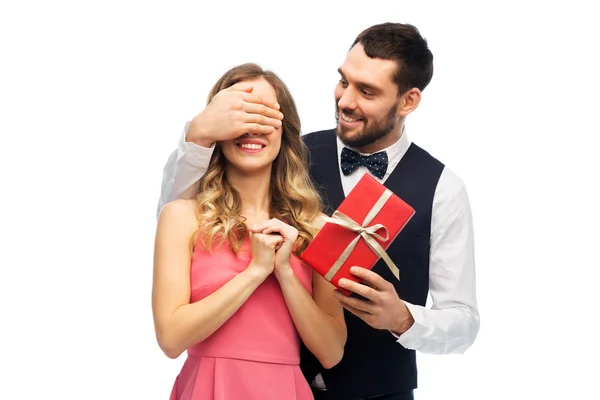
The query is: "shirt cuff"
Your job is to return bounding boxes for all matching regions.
[389,301,427,349]
[178,121,215,167]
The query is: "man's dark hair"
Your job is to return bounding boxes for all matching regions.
[351,22,434,94]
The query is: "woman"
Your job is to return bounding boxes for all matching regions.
[152,63,346,399]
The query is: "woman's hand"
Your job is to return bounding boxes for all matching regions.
[251,219,298,275]
[247,229,284,279]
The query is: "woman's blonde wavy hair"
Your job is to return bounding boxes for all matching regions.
[193,63,323,256]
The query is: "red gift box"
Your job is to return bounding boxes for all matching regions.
[300,174,415,295]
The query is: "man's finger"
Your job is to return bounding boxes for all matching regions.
[350,266,388,290]
[334,290,373,313]
[226,82,254,93]
[243,102,284,121]
[340,303,370,320]
[240,91,280,110]
[338,278,378,301]
[243,113,283,128]
[243,123,275,135]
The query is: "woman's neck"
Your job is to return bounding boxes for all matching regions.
[226,166,272,225]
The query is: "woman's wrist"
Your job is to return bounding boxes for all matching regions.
[274,263,294,281]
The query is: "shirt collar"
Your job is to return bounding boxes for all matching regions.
[336,125,411,171]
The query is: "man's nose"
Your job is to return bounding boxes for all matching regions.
[337,88,357,110]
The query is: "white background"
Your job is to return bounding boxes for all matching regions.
[1,1,599,399]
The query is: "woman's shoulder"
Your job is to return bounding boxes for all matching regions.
[308,212,328,233]
[157,199,197,229]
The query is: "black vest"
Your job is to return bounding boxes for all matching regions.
[300,129,444,399]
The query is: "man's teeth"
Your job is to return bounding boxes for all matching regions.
[240,143,263,150]
[341,113,358,123]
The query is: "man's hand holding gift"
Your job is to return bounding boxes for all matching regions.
[335,266,414,335]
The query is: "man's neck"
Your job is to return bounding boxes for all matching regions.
[356,121,404,154]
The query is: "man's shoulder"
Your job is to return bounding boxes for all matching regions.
[408,142,445,169]
[409,143,467,196]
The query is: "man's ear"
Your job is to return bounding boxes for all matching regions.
[396,88,422,117]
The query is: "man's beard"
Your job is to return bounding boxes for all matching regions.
[335,103,399,149]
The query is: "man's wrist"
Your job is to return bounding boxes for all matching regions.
[186,132,214,148]
[186,119,214,148]
[391,302,415,335]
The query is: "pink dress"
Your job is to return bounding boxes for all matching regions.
[169,239,315,400]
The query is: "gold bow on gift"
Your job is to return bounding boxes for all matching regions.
[321,189,400,282]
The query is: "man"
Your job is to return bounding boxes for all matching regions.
[157,22,479,400]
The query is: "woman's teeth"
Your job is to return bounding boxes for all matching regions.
[239,143,263,150]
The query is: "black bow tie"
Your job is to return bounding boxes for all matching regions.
[340,147,388,179]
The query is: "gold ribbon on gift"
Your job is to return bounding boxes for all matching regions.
[321,189,400,282]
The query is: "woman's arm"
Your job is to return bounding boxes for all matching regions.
[253,216,347,368]
[152,200,272,359]
[275,267,347,369]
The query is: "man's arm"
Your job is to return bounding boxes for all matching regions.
[395,168,480,354]
[156,122,214,217]
[335,167,479,355]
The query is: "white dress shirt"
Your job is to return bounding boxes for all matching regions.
[157,122,214,217]
[335,129,479,354]
[158,123,480,356]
